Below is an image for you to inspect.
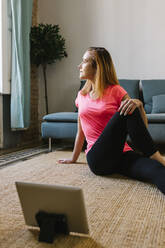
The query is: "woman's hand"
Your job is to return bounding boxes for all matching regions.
[57,159,76,164]
[118,98,143,116]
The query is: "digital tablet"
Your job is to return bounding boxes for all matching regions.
[15,181,89,234]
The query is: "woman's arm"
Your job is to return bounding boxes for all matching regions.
[58,116,85,164]
[118,94,148,127]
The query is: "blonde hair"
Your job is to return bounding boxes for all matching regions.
[81,47,119,98]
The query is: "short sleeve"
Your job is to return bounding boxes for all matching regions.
[111,85,128,105]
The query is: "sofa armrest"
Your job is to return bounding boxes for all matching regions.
[146,114,165,123]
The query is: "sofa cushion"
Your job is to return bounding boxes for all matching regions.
[146,113,165,123]
[119,79,140,99]
[43,112,78,122]
[151,94,165,113]
[141,80,165,113]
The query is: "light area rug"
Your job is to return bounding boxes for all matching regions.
[0,151,165,248]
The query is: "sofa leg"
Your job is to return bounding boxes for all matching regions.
[48,138,52,152]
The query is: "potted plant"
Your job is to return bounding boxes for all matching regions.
[30,23,67,114]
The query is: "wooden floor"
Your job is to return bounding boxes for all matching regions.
[0,141,44,156]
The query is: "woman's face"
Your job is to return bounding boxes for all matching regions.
[78,51,96,81]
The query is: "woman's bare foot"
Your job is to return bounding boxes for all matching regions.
[150,151,165,166]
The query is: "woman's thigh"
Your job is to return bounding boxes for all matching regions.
[86,155,121,175]
[86,112,127,175]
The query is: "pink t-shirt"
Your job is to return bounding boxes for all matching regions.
[75,84,133,154]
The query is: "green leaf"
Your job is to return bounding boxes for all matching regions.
[30,23,67,67]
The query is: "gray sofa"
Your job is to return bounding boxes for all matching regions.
[41,79,165,151]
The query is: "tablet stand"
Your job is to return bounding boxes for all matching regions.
[35,211,69,243]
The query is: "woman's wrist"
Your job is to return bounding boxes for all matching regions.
[137,99,143,108]
[71,157,77,163]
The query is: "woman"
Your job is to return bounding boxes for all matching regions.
[58,47,165,194]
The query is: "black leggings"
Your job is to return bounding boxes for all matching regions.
[87,109,165,194]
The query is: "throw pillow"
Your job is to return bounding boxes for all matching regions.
[151,94,165,113]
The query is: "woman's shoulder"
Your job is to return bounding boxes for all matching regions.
[76,90,88,101]
[105,84,127,99]
[78,90,87,97]
[111,84,123,89]
[105,84,123,93]
[76,90,83,98]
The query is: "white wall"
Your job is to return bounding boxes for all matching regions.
[38,0,165,116]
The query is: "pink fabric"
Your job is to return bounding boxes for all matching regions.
[75,85,133,154]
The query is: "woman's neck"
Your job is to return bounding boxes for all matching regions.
[91,82,95,91]
[89,82,98,99]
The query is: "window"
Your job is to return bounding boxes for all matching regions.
[0,0,11,94]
